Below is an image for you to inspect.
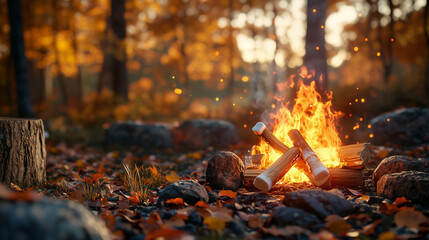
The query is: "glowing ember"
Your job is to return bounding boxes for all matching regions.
[252,68,343,183]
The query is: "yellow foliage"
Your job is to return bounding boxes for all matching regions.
[203,216,226,231]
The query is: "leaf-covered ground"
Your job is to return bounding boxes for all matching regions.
[3,142,429,240]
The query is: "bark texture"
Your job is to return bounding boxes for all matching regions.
[0,118,46,187]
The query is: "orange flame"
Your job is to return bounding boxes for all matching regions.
[252,68,343,183]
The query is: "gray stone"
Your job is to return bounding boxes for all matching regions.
[372,155,425,184]
[157,180,209,206]
[0,198,111,240]
[205,151,244,191]
[377,171,429,205]
[283,189,353,219]
[106,121,173,149]
[172,119,240,150]
[369,108,429,146]
[271,207,321,227]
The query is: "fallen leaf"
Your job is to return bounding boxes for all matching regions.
[328,220,352,235]
[166,171,181,183]
[325,215,342,227]
[394,208,427,228]
[145,228,194,240]
[195,201,208,208]
[378,231,396,240]
[347,188,361,196]
[393,197,409,205]
[129,193,140,205]
[218,190,237,198]
[203,216,226,231]
[186,152,203,160]
[163,218,186,228]
[166,197,184,205]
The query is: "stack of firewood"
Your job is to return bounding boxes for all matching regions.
[246,122,370,191]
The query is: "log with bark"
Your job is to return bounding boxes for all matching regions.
[245,168,364,188]
[0,118,46,187]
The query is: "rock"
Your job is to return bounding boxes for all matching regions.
[271,207,321,228]
[283,189,353,219]
[377,171,429,204]
[0,198,111,240]
[172,119,240,150]
[157,180,209,206]
[205,151,244,191]
[372,155,425,184]
[369,108,429,146]
[207,191,219,203]
[106,121,173,149]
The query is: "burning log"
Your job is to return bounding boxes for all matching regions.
[253,147,301,191]
[288,129,330,186]
[252,122,317,185]
[245,168,364,188]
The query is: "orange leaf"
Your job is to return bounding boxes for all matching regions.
[218,190,237,198]
[146,228,193,240]
[195,201,208,208]
[129,193,140,205]
[166,198,184,205]
[166,171,180,183]
[394,197,409,205]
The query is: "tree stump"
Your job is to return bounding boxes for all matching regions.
[0,118,46,187]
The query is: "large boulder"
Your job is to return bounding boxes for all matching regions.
[106,122,173,149]
[377,171,429,205]
[369,108,429,146]
[205,151,244,191]
[157,180,209,206]
[283,190,353,219]
[0,198,111,240]
[172,119,240,150]
[372,155,425,184]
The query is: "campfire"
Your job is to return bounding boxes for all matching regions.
[245,71,370,191]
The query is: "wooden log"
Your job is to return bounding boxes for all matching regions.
[253,147,301,191]
[328,168,363,188]
[245,168,364,188]
[288,129,330,186]
[251,122,317,185]
[0,118,46,187]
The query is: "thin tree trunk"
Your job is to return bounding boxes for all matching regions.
[227,0,234,111]
[110,0,128,101]
[304,0,328,94]
[97,16,112,94]
[7,0,34,118]
[424,0,429,95]
[385,0,394,83]
[71,0,83,106]
[51,0,69,106]
[272,0,280,96]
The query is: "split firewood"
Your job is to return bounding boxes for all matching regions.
[252,122,317,185]
[253,147,301,191]
[288,129,330,187]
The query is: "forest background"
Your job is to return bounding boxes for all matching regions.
[1,0,428,145]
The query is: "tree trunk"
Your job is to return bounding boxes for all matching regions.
[227,0,235,112]
[0,118,46,187]
[424,0,429,95]
[110,0,128,101]
[304,0,328,94]
[7,0,34,118]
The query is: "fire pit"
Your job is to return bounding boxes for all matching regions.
[243,79,371,191]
